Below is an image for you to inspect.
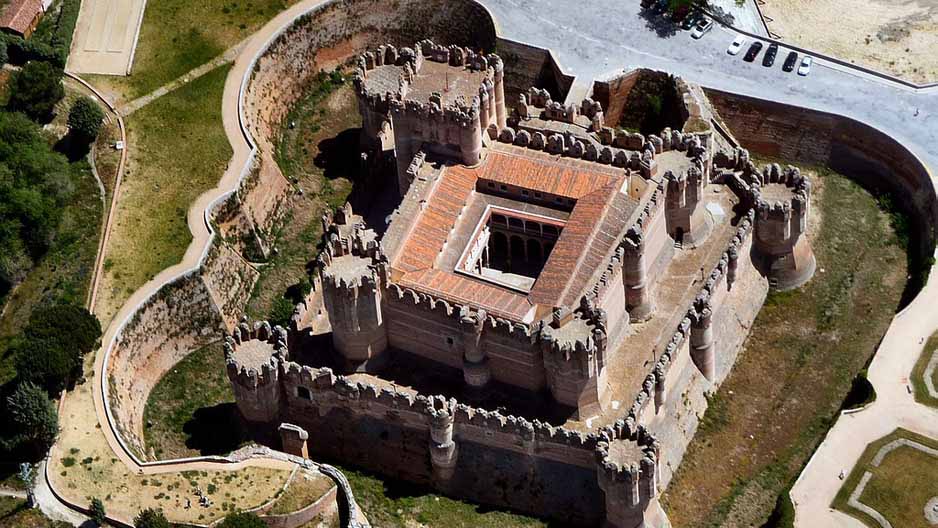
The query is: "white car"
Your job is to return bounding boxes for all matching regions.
[690,19,713,39]
[798,56,813,76]
[727,35,746,56]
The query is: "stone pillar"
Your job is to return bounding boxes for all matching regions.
[460,308,491,390]
[428,397,458,485]
[726,246,739,290]
[279,423,309,459]
[690,303,715,382]
[622,232,655,321]
[459,108,483,167]
[653,368,666,414]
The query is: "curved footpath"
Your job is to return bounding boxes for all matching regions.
[58,0,938,526]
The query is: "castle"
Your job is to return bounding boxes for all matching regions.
[225,40,816,527]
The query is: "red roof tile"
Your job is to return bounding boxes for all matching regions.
[0,0,42,36]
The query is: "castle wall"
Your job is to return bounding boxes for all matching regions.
[642,199,674,292]
[279,365,604,525]
[201,242,260,330]
[106,273,226,458]
[494,39,574,104]
[383,295,546,391]
[598,264,628,343]
[705,89,937,260]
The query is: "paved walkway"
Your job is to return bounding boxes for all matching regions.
[67,0,148,75]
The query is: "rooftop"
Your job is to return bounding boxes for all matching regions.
[0,0,41,36]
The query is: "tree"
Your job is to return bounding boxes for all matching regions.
[67,97,104,142]
[89,497,107,526]
[217,512,266,528]
[134,508,170,528]
[27,305,102,357]
[14,336,77,394]
[7,61,64,122]
[3,382,58,455]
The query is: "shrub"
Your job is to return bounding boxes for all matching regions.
[12,305,101,393]
[134,508,170,528]
[90,497,107,526]
[13,336,76,394]
[67,97,104,141]
[269,296,295,328]
[7,61,64,122]
[217,512,266,528]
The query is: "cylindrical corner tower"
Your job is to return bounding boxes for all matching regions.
[596,426,667,528]
[752,165,816,290]
[224,320,289,424]
[322,255,388,372]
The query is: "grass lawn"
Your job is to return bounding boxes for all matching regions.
[245,71,357,325]
[911,331,938,408]
[0,497,70,528]
[833,429,938,528]
[94,64,232,325]
[267,470,334,515]
[340,467,546,528]
[661,165,910,527]
[143,342,248,459]
[86,0,293,102]
[0,158,102,385]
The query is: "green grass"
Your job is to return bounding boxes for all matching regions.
[246,71,356,323]
[0,496,70,528]
[662,166,910,527]
[98,64,232,322]
[89,0,291,99]
[340,467,546,528]
[833,429,938,528]
[911,331,938,408]
[142,342,247,459]
[267,471,334,515]
[0,158,102,386]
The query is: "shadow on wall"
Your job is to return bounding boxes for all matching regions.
[705,89,937,308]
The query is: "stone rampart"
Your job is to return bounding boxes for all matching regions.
[705,89,937,263]
[494,38,574,103]
[105,272,226,459]
[202,242,261,329]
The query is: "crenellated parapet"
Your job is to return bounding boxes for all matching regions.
[225,319,289,423]
[540,307,609,418]
[595,422,665,528]
[426,395,459,483]
[750,163,816,290]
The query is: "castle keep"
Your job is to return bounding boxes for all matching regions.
[226,41,816,528]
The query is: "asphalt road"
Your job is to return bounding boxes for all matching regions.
[480,0,938,170]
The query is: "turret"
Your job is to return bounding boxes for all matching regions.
[622,228,655,321]
[689,299,715,382]
[322,255,388,371]
[751,164,816,290]
[596,424,667,528]
[427,396,458,485]
[663,142,712,248]
[540,308,608,418]
[459,307,491,391]
[224,320,289,424]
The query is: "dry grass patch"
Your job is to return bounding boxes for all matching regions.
[661,165,909,527]
[94,64,232,325]
[763,0,938,83]
[268,470,334,515]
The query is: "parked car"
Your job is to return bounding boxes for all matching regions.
[681,11,702,30]
[762,43,779,67]
[798,55,813,76]
[727,35,747,55]
[743,41,763,62]
[690,18,713,39]
[782,51,799,72]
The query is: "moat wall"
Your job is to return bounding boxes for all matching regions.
[705,90,938,264]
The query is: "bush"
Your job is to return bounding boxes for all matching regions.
[134,508,170,528]
[2,381,59,456]
[0,39,8,66]
[269,296,295,328]
[26,305,102,356]
[13,337,76,394]
[217,512,266,528]
[90,497,107,526]
[13,305,101,393]
[67,97,104,141]
[7,61,64,122]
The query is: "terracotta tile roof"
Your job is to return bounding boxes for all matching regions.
[394,168,476,272]
[397,268,533,321]
[448,148,622,199]
[0,0,42,36]
[528,179,638,307]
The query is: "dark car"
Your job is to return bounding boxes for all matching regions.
[762,43,779,67]
[681,11,701,30]
[782,51,799,72]
[743,41,763,62]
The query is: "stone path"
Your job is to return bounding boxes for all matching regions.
[118,39,250,116]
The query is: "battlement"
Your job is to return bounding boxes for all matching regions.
[224,319,289,422]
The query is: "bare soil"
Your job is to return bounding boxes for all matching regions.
[763,0,938,83]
